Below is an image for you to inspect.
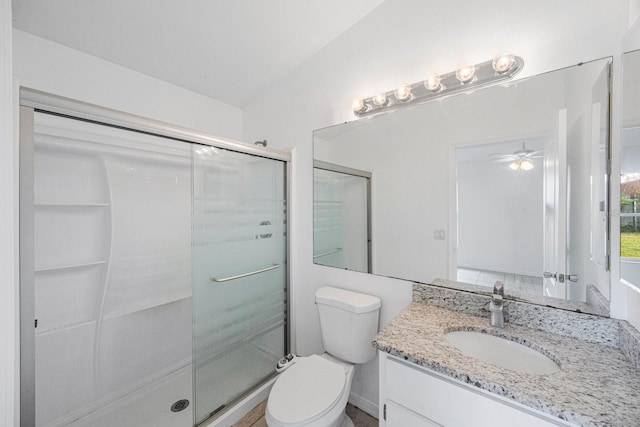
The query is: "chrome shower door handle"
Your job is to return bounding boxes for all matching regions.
[211,264,280,283]
[543,271,565,282]
[313,248,343,259]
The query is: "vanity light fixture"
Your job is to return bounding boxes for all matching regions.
[373,92,388,106]
[455,65,476,83]
[352,54,524,117]
[492,53,515,73]
[394,83,412,101]
[352,97,366,113]
[424,74,443,92]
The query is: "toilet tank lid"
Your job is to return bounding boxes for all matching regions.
[315,287,381,313]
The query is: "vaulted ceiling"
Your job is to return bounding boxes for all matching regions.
[12,0,385,107]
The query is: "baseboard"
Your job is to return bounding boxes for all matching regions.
[348,392,379,420]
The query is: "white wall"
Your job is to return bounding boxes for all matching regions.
[243,0,629,415]
[13,30,243,140]
[457,153,544,276]
[1,0,18,426]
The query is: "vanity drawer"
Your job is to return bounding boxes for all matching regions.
[385,357,576,427]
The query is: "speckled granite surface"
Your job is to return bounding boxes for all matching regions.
[586,284,610,317]
[421,281,620,347]
[430,278,606,316]
[373,302,640,427]
[620,320,640,370]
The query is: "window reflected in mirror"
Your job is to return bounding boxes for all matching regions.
[621,127,640,262]
[621,49,640,287]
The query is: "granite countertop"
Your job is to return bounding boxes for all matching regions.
[373,302,640,427]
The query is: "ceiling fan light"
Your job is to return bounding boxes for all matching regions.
[509,160,520,170]
[520,159,535,170]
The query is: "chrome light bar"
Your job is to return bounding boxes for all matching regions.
[352,54,524,117]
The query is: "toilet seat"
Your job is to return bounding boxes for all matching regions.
[267,355,347,426]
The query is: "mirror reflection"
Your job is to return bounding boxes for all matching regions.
[313,162,371,272]
[455,139,544,299]
[621,49,640,288]
[314,58,611,315]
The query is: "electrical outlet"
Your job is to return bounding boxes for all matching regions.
[434,229,445,240]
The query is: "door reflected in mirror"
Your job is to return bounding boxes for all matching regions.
[455,139,544,298]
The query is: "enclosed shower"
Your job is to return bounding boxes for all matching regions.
[19,91,289,427]
[313,161,371,274]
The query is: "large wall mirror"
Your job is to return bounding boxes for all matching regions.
[621,49,640,291]
[314,58,612,316]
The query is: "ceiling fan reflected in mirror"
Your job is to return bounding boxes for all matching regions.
[489,141,542,171]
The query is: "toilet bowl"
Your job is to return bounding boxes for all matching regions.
[265,354,355,427]
[265,287,381,427]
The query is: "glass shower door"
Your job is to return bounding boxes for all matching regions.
[23,111,194,427]
[313,166,370,273]
[192,145,287,424]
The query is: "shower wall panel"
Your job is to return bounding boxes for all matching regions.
[31,113,193,426]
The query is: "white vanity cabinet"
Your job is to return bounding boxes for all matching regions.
[379,353,578,427]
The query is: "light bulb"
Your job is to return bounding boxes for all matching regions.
[352,97,366,112]
[492,54,515,73]
[373,92,388,106]
[520,159,534,170]
[424,74,442,92]
[456,65,476,83]
[509,161,520,170]
[395,83,412,101]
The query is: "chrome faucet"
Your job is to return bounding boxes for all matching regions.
[490,281,504,328]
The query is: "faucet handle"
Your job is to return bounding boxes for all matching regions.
[493,281,504,297]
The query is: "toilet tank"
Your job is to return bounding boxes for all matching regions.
[315,287,381,364]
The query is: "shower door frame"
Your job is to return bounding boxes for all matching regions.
[18,88,291,426]
[313,160,373,273]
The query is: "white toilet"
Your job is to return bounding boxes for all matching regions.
[265,287,381,427]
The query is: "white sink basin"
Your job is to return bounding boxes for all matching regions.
[444,331,560,374]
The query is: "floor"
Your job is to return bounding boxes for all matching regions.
[232,400,378,427]
[457,267,543,298]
